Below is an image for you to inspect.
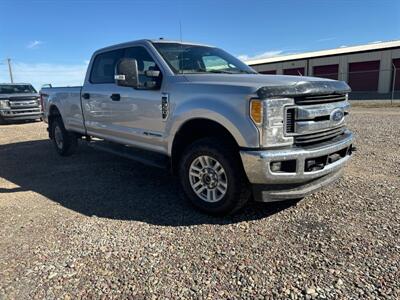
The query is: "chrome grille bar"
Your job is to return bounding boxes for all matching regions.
[294,127,345,145]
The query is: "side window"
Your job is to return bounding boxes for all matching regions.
[90,49,124,84]
[124,47,161,87]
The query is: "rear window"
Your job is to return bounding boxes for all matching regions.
[90,49,124,84]
[0,84,37,94]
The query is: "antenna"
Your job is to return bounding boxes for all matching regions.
[179,20,183,74]
[179,21,183,43]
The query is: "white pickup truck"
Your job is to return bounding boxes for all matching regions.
[41,39,354,215]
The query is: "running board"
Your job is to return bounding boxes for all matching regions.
[87,140,169,169]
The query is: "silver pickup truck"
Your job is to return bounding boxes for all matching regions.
[41,39,354,215]
[0,83,42,124]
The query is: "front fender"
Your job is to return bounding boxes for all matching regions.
[166,97,259,155]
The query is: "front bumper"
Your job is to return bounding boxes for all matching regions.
[0,108,42,121]
[240,131,353,202]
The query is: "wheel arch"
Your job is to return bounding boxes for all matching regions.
[170,118,241,175]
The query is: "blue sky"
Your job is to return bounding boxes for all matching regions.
[0,0,399,89]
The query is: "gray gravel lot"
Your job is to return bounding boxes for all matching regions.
[0,107,399,299]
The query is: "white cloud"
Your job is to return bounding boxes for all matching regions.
[0,62,87,90]
[27,40,43,49]
[238,50,285,61]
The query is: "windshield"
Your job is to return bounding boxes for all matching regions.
[0,84,37,94]
[153,42,257,75]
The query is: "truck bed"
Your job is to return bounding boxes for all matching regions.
[41,86,85,134]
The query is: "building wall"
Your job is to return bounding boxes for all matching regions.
[250,47,400,96]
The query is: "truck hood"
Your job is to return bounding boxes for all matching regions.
[183,74,351,98]
[0,93,39,100]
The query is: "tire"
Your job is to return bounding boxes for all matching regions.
[50,116,78,156]
[179,137,251,216]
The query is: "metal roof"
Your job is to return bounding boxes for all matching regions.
[246,40,400,66]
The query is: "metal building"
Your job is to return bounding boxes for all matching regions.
[246,40,400,99]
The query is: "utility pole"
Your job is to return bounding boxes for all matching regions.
[7,58,14,83]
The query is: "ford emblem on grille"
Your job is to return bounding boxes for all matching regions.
[331,108,344,123]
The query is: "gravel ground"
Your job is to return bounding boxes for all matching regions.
[0,107,399,299]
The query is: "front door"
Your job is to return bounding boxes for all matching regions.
[82,46,166,153]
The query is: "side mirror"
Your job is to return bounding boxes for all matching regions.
[115,58,139,88]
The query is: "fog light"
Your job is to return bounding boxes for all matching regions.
[270,160,297,173]
[306,159,316,170]
[270,161,282,172]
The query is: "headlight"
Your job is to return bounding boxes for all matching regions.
[250,98,294,148]
[0,99,10,109]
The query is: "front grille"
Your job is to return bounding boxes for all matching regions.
[285,93,349,146]
[295,94,346,105]
[285,108,295,133]
[294,126,345,145]
[10,101,39,109]
[9,96,38,101]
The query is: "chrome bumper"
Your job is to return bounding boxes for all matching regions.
[0,108,42,120]
[240,131,353,201]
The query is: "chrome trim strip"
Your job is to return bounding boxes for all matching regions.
[296,101,350,120]
[295,120,345,135]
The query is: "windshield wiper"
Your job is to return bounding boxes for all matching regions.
[208,69,257,74]
[207,69,237,74]
[181,69,255,74]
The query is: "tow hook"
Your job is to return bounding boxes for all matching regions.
[348,145,357,156]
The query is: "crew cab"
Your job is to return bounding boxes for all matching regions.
[0,83,42,124]
[40,39,354,215]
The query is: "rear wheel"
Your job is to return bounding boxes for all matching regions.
[50,116,78,156]
[179,137,250,215]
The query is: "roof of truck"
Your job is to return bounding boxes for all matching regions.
[95,39,214,53]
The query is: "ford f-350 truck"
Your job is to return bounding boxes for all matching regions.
[41,39,354,215]
[0,83,42,124]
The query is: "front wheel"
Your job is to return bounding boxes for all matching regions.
[179,137,251,215]
[50,117,78,156]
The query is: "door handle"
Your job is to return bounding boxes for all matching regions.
[110,94,121,101]
[82,93,90,100]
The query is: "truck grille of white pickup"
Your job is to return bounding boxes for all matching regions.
[295,94,346,105]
